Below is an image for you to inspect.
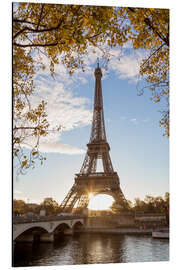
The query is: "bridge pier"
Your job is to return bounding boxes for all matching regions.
[40,233,54,242]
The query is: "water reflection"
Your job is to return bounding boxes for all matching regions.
[13,233,169,267]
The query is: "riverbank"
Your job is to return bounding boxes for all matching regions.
[76,227,169,235]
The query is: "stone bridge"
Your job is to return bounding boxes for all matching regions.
[13,215,84,243]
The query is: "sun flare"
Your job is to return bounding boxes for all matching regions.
[88,194,114,210]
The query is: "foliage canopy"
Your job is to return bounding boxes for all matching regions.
[13,4,169,174]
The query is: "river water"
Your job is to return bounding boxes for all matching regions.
[13,233,169,267]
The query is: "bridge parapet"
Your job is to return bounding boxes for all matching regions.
[13,214,83,224]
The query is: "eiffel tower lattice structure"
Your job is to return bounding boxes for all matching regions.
[59,63,129,213]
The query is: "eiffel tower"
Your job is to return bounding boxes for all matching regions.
[59,62,129,213]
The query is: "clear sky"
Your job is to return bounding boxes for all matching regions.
[13,41,169,205]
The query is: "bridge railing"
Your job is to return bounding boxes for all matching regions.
[13,214,83,224]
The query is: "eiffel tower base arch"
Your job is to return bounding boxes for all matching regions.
[59,172,129,214]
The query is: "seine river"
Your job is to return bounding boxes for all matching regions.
[13,233,169,267]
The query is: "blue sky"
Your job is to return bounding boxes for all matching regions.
[13,42,169,205]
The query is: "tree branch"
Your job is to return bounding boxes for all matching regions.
[13,18,64,40]
[13,42,58,48]
[14,126,39,130]
[141,43,165,68]
[36,4,44,30]
[13,18,47,28]
[144,18,169,47]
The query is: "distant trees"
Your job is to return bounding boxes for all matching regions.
[40,197,59,216]
[13,197,60,216]
[110,192,169,215]
[13,199,29,216]
[132,192,169,214]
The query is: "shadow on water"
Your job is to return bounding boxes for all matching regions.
[13,242,54,267]
[13,235,71,267]
[13,233,169,267]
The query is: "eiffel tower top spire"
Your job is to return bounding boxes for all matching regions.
[89,61,107,143]
[97,57,100,68]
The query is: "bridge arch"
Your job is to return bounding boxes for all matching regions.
[53,222,73,239]
[53,222,71,233]
[14,225,49,242]
[72,220,83,230]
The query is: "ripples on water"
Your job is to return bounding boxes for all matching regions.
[13,233,169,267]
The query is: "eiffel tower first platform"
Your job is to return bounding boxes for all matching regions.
[59,63,129,213]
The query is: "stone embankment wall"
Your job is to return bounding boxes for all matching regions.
[76,227,153,235]
[85,214,135,228]
[84,213,167,229]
